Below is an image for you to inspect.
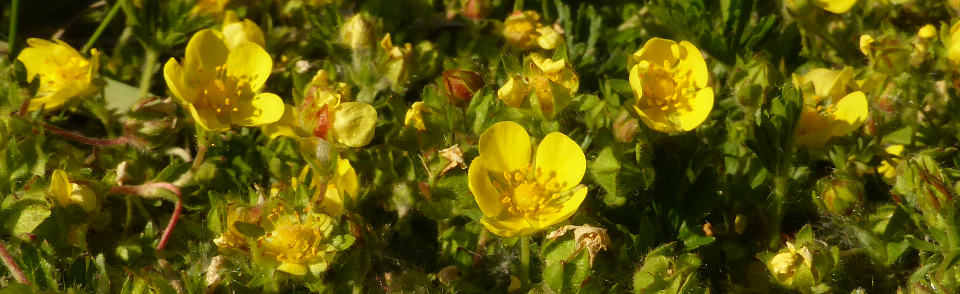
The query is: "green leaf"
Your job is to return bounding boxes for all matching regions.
[590,146,621,206]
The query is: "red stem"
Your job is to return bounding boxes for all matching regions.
[0,241,29,285]
[41,123,147,150]
[109,182,182,250]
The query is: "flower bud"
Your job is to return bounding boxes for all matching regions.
[442,69,484,105]
[340,14,373,50]
[859,35,874,56]
[813,175,863,215]
[497,75,530,107]
[503,11,541,50]
[612,110,640,143]
[462,0,490,20]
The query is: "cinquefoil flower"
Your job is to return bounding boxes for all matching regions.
[497,53,579,119]
[502,10,562,50]
[627,38,713,133]
[792,67,870,148]
[17,39,100,112]
[468,121,587,237]
[163,29,284,131]
[263,70,377,147]
[257,206,338,275]
[49,169,97,213]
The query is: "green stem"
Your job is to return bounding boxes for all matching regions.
[769,174,789,249]
[138,47,158,98]
[519,236,531,289]
[191,124,210,172]
[513,0,524,11]
[81,0,124,53]
[8,0,19,58]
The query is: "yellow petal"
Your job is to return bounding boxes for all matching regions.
[50,169,73,207]
[632,38,678,70]
[677,41,709,88]
[829,91,868,137]
[633,104,677,133]
[813,0,858,14]
[534,132,585,192]
[334,158,359,198]
[794,108,833,148]
[468,156,504,217]
[332,102,377,147]
[885,145,905,157]
[480,216,535,238]
[233,92,285,126]
[277,262,308,275]
[678,87,714,131]
[222,20,266,50]
[226,42,273,92]
[262,104,300,139]
[70,183,98,213]
[184,30,228,81]
[163,58,193,103]
[477,121,531,174]
[497,76,529,107]
[321,185,344,216]
[27,88,76,112]
[187,102,230,131]
[533,186,587,230]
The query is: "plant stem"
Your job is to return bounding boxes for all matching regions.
[139,47,158,98]
[109,182,182,250]
[81,0,124,53]
[191,125,210,171]
[42,122,147,149]
[0,241,29,284]
[519,236,531,289]
[8,0,19,58]
[769,174,789,249]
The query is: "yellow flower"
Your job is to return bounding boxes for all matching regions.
[468,121,588,237]
[812,0,858,14]
[257,207,338,275]
[877,145,904,180]
[49,169,97,213]
[17,39,100,112]
[340,14,373,50]
[948,21,960,65]
[918,24,937,40]
[317,159,359,216]
[404,101,428,131]
[263,70,377,147]
[767,241,814,287]
[792,67,869,148]
[497,75,530,107]
[213,204,263,249]
[502,11,562,50]
[190,0,230,16]
[221,11,266,50]
[163,29,284,131]
[859,35,874,56]
[496,54,579,119]
[380,34,414,88]
[627,38,713,133]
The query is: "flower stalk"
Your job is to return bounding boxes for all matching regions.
[82,0,124,53]
[0,241,29,285]
[7,0,18,58]
[519,236,531,289]
[109,182,182,250]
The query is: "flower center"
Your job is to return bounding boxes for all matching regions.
[492,165,567,218]
[41,56,89,94]
[195,65,251,119]
[639,60,694,112]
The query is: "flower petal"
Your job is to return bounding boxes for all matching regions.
[226,42,273,92]
[332,102,377,147]
[184,29,229,79]
[187,102,230,131]
[478,121,531,174]
[829,91,868,137]
[633,38,678,70]
[233,92,285,126]
[480,216,535,238]
[468,156,503,217]
[534,132,585,192]
[27,87,76,112]
[677,41,709,88]
[262,104,300,139]
[678,87,714,131]
[222,20,266,50]
[163,58,193,103]
[334,158,359,199]
[50,169,72,206]
[534,186,587,231]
